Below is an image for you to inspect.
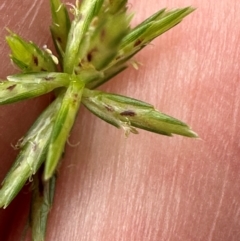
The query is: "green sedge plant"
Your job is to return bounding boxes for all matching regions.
[0,0,197,240]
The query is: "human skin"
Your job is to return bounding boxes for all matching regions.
[0,0,240,240]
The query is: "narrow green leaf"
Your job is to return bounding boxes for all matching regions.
[50,0,71,65]
[0,95,63,208]
[143,8,195,43]
[120,8,167,49]
[30,173,56,241]
[64,0,104,73]
[7,72,70,84]
[121,7,195,56]
[83,89,198,137]
[44,78,85,180]
[0,73,70,104]
[6,31,56,72]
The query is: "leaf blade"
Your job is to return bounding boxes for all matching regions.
[0,73,70,104]
[30,173,56,241]
[44,78,85,180]
[63,0,104,73]
[82,89,198,137]
[50,0,71,65]
[0,95,63,208]
[6,31,56,72]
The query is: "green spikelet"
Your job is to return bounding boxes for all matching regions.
[0,1,197,240]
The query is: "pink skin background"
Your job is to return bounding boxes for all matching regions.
[0,0,240,240]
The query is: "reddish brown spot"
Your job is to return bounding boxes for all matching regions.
[120,110,136,117]
[7,84,16,91]
[87,52,93,62]
[134,39,142,47]
[32,55,38,66]
[41,68,47,72]
[72,93,79,105]
[87,48,98,62]
[57,37,62,43]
